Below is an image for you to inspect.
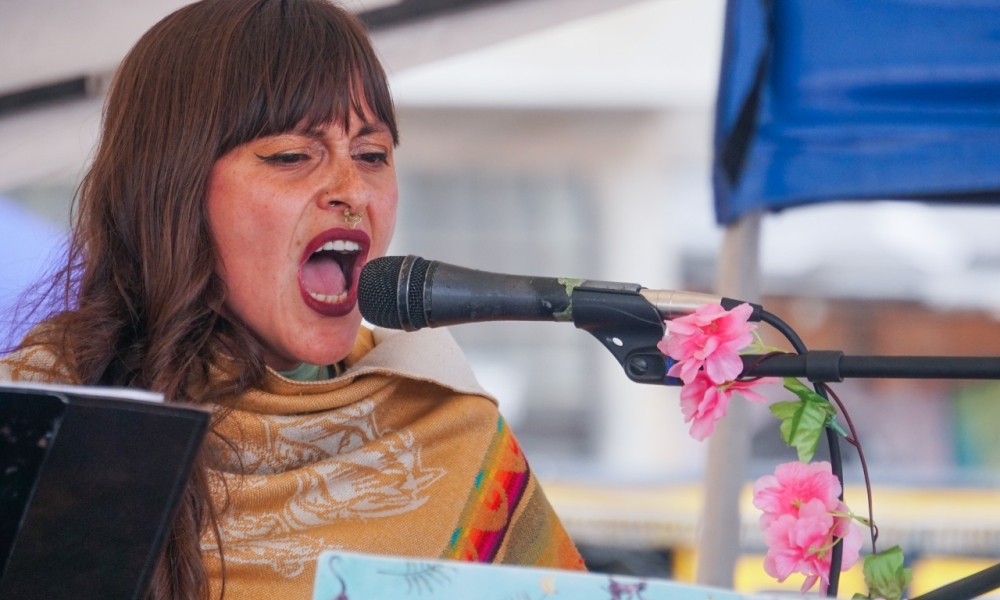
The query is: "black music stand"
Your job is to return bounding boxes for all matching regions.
[0,382,209,600]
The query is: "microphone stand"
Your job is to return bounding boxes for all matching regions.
[568,285,1000,600]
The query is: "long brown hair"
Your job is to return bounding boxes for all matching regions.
[20,1,397,598]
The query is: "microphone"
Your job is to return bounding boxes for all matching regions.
[358,255,758,331]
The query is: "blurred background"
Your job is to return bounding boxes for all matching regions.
[4,0,1000,596]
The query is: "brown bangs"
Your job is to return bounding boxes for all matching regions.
[216,0,398,156]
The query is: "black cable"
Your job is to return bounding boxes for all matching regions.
[760,310,844,597]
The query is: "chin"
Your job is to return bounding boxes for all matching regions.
[297,318,363,365]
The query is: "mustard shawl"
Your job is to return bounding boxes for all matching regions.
[0,326,584,599]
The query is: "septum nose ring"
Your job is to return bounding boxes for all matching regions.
[343,208,362,229]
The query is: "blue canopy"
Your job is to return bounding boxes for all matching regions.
[0,196,65,347]
[714,0,1000,225]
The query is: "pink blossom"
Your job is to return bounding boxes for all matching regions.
[725,377,776,404]
[761,498,863,594]
[762,499,834,591]
[679,373,777,441]
[833,506,864,576]
[753,461,843,530]
[755,463,864,593]
[658,303,755,385]
[679,373,730,441]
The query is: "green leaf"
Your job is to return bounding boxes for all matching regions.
[852,594,871,600]
[768,379,837,462]
[783,377,826,403]
[863,546,912,600]
[769,401,800,420]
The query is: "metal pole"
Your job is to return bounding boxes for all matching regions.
[696,211,761,587]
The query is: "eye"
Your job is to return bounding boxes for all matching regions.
[356,152,389,166]
[255,152,310,165]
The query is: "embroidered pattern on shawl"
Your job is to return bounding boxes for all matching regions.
[205,398,446,577]
[0,345,72,383]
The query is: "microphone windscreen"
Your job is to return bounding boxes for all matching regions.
[358,256,405,328]
[358,255,432,330]
[405,257,430,330]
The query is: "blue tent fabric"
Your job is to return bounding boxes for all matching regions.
[0,196,66,348]
[714,0,1000,225]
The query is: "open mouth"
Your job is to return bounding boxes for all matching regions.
[298,229,370,317]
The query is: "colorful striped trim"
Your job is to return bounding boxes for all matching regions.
[443,417,530,563]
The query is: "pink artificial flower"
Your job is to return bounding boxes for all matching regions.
[755,463,864,594]
[658,303,755,385]
[761,498,863,594]
[753,461,843,530]
[679,372,776,441]
[762,499,834,591]
[679,373,730,441]
[833,505,864,577]
[725,377,776,404]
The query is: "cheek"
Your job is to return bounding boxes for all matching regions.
[370,185,399,257]
[208,187,249,277]
[206,175,286,295]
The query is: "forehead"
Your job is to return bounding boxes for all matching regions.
[289,95,391,138]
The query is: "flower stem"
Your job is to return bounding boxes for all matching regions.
[822,383,878,554]
[747,331,787,355]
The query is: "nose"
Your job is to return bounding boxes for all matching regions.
[319,158,370,216]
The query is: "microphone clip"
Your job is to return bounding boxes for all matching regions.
[571,284,680,386]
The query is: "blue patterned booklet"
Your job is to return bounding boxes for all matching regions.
[313,551,809,600]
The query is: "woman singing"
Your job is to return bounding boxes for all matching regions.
[0,0,584,598]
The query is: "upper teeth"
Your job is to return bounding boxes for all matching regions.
[316,240,361,253]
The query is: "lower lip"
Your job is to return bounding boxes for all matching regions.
[299,286,357,317]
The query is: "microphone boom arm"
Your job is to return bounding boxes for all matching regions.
[571,287,1000,385]
[742,352,1000,382]
[570,284,679,385]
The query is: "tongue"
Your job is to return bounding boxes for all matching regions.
[301,256,347,297]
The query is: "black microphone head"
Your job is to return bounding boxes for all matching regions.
[358,255,431,330]
[358,256,404,328]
